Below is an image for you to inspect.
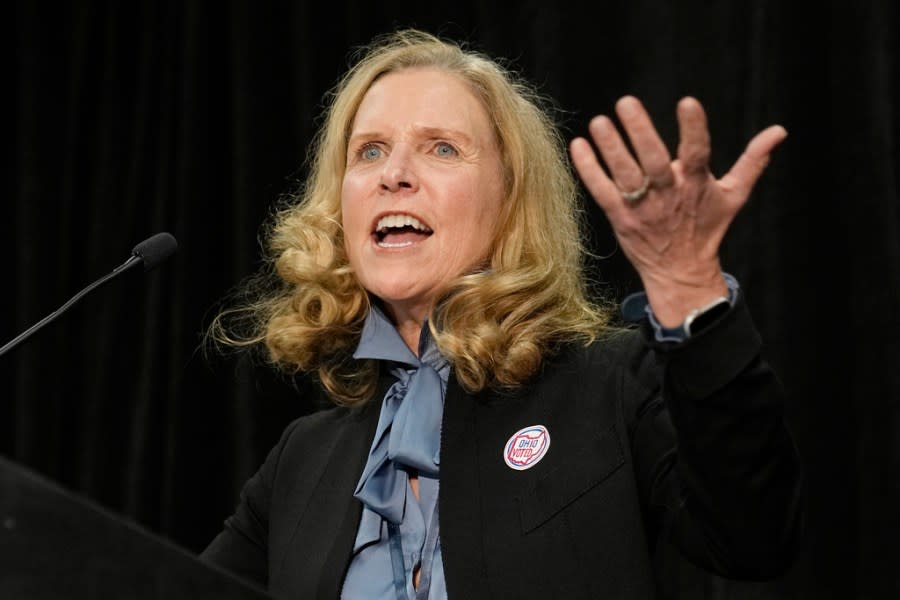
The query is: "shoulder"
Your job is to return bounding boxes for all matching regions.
[278,371,391,439]
[503,326,662,433]
[537,325,658,390]
[278,398,379,451]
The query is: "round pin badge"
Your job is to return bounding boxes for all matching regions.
[503,424,551,471]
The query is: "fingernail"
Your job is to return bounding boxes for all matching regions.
[618,98,637,116]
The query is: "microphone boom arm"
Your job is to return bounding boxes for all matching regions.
[1,232,177,358]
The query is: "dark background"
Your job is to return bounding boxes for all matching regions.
[6,1,898,597]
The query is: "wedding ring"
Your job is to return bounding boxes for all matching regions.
[618,174,650,206]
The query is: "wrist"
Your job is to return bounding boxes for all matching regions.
[642,272,730,327]
[657,295,732,339]
[621,274,740,343]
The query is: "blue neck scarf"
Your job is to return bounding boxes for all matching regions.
[352,305,450,524]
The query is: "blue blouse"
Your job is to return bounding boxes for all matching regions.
[341,305,450,600]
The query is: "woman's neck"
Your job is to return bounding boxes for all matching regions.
[380,300,429,357]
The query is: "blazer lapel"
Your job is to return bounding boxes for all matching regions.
[312,416,376,597]
[313,375,392,599]
[270,376,387,599]
[438,375,487,597]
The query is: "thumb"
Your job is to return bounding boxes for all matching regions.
[719,125,787,199]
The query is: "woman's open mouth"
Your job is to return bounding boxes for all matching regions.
[374,214,433,248]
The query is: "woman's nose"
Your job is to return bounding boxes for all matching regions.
[379,146,418,192]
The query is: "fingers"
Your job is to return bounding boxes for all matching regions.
[569,137,621,214]
[574,96,780,213]
[676,97,711,176]
[588,115,646,192]
[580,97,676,194]
[572,96,677,213]
[719,125,788,200]
[614,97,675,188]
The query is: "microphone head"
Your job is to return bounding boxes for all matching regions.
[132,232,178,270]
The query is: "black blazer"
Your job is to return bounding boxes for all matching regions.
[201,298,804,599]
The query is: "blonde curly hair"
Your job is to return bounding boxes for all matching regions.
[210,29,614,405]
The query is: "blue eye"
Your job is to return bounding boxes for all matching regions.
[435,142,457,157]
[361,145,382,161]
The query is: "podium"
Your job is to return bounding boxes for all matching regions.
[0,456,272,599]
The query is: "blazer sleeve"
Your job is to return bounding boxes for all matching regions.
[199,418,302,586]
[625,293,805,580]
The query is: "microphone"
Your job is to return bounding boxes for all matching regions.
[0,232,178,358]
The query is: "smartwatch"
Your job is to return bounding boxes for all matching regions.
[682,296,732,337]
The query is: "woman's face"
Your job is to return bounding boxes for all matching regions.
[341,68,505,323]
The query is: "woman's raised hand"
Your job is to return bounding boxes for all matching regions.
[569,96,786,326]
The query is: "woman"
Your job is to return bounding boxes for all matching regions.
[202,30,804,599]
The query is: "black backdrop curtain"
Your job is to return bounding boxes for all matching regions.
[6,0,898,597]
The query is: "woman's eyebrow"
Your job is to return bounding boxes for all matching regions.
[414,126,473,145]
